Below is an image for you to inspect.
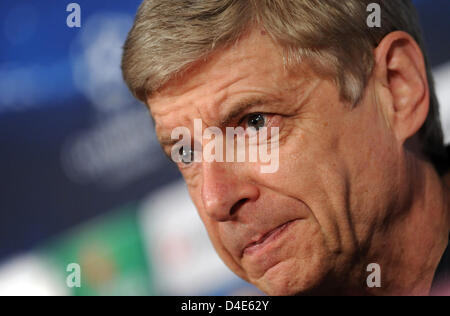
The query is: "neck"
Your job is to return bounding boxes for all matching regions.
[365,156,450,295]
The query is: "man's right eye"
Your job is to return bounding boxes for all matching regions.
[178,146,194,165]
[244,113,267,131]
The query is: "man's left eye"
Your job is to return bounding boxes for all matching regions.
[245,113,267,131]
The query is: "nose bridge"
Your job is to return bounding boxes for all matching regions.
[200,160,257,222]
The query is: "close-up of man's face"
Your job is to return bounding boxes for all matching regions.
[149,27,419,295]
[120,0,450,296]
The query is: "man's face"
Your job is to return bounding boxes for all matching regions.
[149,29,401,295]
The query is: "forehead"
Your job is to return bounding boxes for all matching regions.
[148,28,308,133]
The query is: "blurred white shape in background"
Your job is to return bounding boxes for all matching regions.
[139,181,245,295]
[434,61,450,144]
[0,255,68,296]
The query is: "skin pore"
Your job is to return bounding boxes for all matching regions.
[148,27,450,295]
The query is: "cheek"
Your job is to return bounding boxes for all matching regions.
[180,164,202,188]
[264,120,344,205]
[256,123,352,252]
[336,105,401,236]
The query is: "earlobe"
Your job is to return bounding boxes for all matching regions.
[373,31,429,145]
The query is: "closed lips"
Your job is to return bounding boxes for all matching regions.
[242,219,297,256]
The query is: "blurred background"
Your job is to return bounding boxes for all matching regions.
[0,0,449,295]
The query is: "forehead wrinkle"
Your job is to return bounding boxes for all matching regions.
[154,68,249,121]
[194,73,251,127]
[154,104,194,145]
[152,31,283,130]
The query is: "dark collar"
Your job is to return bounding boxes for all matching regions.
[429,144,449,294]
[430,235,450,294]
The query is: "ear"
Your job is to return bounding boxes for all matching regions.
[372,31,430,145]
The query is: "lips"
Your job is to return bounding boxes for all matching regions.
[242,220,296,257]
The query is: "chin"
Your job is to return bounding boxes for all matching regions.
[252,256,332,296]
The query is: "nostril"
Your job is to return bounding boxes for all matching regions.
[230,198,248,217]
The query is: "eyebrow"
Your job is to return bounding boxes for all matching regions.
[157,96,279,149]
[159,136,178,149]
[219,96,276,127]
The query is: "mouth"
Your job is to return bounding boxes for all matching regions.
[242,219,298,257]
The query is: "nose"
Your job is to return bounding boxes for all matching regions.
[201,161,259,222]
